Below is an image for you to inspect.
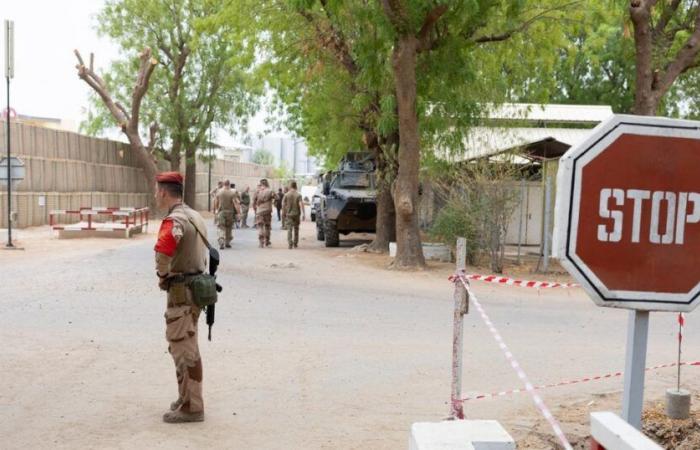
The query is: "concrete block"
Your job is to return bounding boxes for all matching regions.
[590,412,662,450]
[665,388,691,419]
[409,420,515,450]
[389,242,452,262]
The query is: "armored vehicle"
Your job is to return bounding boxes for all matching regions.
[316,153,377,247]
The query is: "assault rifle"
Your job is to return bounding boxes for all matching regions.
[207,246,223,341]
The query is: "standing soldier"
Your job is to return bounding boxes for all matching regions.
[254,178,274,247]
[281,181,305,249]
[153,172,207,423]
[213,180,240,250]
[239,186,251,228]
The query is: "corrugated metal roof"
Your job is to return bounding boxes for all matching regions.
[485,103,613,123]
[459,126,594,160]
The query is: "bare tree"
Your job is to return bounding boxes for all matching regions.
[74,48,159,195]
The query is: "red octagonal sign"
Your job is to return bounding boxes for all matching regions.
[554,115,700,312]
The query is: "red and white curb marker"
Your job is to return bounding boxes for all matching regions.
[461,271,579,289]
[459,361,700,402]
[455,274,573,450]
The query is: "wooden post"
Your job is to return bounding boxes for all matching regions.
[449,237,469,419]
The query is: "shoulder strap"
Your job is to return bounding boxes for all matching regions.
[179,207,212,250]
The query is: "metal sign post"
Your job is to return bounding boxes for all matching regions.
[554,114,700,430]
[621,310,650,429]
[4,20,14,248]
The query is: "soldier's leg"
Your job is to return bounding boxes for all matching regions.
[293,217,300,247]
[217,212,226,249]
[286,217,293,248]
[225,213,233,246]
[241,206,248,228]
[256,214,265,247]
[164,288,204,418]
[264,213,272,245]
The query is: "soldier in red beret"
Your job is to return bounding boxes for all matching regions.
[153,172,208,423]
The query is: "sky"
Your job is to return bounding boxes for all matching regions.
[1,0,276,144]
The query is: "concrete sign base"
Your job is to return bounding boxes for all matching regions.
[409,420,514,450]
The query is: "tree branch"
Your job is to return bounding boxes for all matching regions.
[658,7,700,93]
[416,4,448,52]
[470,2,580,44]
[130,47,158,134]
[653,0,682,37]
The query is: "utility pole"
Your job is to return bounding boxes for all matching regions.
[4,20,14,248]
[208,127,212,212]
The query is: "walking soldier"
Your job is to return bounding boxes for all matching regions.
[254,178,274,247]
[153,172,207,423]
[282,181,305,249]
[213,180,240,249]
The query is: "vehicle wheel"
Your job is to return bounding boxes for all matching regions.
[316,219,325,241]
[324,220,339,247]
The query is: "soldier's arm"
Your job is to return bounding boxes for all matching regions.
[213,194,220,213]
[154,218,184,289]
[299,197,306,220]
[281,194,288,219]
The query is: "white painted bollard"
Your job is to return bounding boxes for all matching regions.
[409,420,515,450]
[590,412,661,450]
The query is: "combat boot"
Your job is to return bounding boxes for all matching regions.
[170,398,182,411]
[162,410,204,423]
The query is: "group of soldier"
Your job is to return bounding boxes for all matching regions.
[211,178,305,249]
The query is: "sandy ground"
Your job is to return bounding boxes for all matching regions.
[1,214,699,449]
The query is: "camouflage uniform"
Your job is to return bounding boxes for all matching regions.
[254,186,274,247]
[215,188,238,248]
[155,203,208,416]
[282,189,304,248]
[240,190,251,228]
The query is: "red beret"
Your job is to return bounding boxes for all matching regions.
[156,172,183,185]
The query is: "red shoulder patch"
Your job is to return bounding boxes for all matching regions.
[154,218,178,257]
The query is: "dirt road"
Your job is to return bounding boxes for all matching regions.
[1,218,698,449]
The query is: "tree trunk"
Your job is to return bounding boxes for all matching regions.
[390,35,426,269]
[170,140,182,171]
[368,131,397,253]
[125,130,158,204]
[184,147,197,208]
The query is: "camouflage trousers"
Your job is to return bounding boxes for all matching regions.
[285,215,300,247]
[240,205,250,227]
[165,284,203,413]
[256,211,272,245]
[217,210,235,246]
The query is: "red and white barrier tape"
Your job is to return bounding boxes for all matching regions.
[461,270,579,289]
[459,360,700,402]
[454,274,573,450]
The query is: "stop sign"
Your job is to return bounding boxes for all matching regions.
[554,115,700,312]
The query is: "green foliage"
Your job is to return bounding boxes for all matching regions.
[251,149,274,166]
[84,0,259,163]
[429,200,480,265]
[431,157,524,273]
